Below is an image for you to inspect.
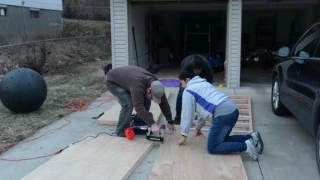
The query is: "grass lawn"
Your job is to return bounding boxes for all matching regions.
[0,58,111,154]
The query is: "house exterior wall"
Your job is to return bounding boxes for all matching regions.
[226,0,242,88]
[0,6,63,43]
[110,0,130,67]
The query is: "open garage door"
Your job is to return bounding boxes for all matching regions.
[128,0,229,84]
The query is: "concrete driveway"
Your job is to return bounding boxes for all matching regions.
[0,85,319,180]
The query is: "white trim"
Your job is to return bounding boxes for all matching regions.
[110,0,115,67]
[125,0,130,67]
[237,1,242,87]
[30,8,40,11]
[128,0,133,65]
[225,1,230,86]
[226,0,242,88]
[111,0,130,67]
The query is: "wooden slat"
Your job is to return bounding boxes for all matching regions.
[193,120,250,129]
[22,136,154,180]
[149,131,248,180]
[192,127,251,136]
[233,99,248,104]
[230,95,249,99]
[97,92,171,125]
[191,95,253,135]
[237,104,249,109]
[232,130,252,135]
[239,109,249,115]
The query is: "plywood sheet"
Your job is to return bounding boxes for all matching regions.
[97,92,171,125]
[149,131,248,180]
[22,135,154,180]
[191,95,253,135]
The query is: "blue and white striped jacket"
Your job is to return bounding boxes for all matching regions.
[181,76,229,136]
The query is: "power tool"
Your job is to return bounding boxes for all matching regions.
[130,113,149,134]
[130,113,165,143]
[146,124,165,143]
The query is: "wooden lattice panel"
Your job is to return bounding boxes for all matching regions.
[191,95,253,135]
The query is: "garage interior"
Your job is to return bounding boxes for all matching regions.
[129,0,320,85]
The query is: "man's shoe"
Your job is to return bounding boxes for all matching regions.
[117,132,126,137]
[173,116,181,125]
[251,131,264,154]
[113,130,126,137]
[245,138,258,161]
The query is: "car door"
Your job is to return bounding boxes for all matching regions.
[279,45,306,116]
[279,55,300,116]
[292,24,320,134]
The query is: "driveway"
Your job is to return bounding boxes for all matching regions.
[228,85,319,180]
[0,85,319,180]
[131,85,320,180]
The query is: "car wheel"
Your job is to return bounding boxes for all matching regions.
[316,123,320,173]
[271,75,289,115]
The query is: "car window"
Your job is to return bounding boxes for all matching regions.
[293,25,320,57]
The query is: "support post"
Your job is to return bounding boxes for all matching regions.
[226,0,242,88]
[110,0,129,67]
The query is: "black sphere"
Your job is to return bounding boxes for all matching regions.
[0,68,47,113]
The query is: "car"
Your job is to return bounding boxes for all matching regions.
[272,21,320,173]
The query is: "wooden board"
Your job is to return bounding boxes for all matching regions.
[22,135,154,180]
[97,92,171,125]
[191,95,253,135]
[149,131,248,180]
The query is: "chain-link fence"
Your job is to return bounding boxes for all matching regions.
[0,35,111,75]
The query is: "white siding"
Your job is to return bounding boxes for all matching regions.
[0,0,62,11]
[111,0,130,67]
[226,0,242,88]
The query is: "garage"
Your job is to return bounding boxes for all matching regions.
[110,0,320,88]
[129,1,230,78]
[241,1,319,84]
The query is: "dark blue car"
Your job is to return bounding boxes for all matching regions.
[272,21,320,172]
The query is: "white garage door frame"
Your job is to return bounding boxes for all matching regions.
[226,0,242,88]
[110,0,130,68]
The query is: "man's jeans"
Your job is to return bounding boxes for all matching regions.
[207,109,251,154]
[106,81,151,137]
[175,83,184,115]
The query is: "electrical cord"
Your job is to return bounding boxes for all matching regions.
[0,95,116,162]
[69,132,115,146]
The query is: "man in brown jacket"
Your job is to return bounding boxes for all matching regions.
[106,66,176,137]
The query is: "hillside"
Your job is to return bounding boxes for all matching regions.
[63,0,110,21]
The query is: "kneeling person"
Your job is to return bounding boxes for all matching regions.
[176,70,263,160]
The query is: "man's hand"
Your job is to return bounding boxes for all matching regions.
[195,129,203,136]
[167,123,176,135]
[151,123,160,135]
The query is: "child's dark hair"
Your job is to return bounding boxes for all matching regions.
[178,70,196,81]
[189,54,205,70]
